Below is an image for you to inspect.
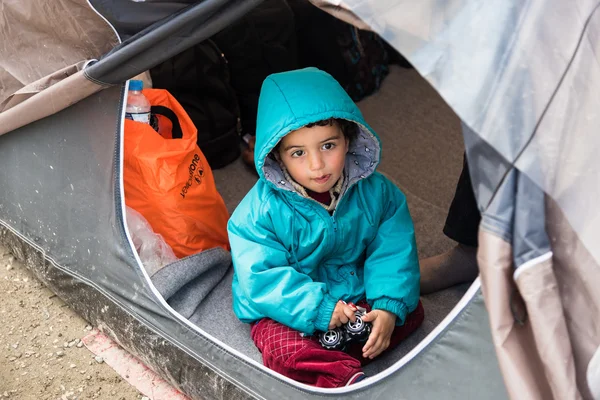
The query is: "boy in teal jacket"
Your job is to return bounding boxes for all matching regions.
[228,68,424,388]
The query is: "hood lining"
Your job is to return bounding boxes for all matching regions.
[261,121,381,200]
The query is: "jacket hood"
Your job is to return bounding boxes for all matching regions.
[254,68,381,194]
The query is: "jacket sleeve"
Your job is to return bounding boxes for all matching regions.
[228,197,338,334]
[363,176,420,324]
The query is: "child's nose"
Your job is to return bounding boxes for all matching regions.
[308,153,325,171]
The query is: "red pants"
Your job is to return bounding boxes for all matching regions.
[251,301,424,388]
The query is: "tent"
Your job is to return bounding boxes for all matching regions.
[1,0,599,398]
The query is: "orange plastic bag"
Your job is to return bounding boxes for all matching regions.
[124,88,229,258]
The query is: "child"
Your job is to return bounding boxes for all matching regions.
[228,68,424,388]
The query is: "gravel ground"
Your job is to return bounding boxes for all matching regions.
[0,243,144,400]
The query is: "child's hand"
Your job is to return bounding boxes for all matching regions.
[328,301,357,329]
[361,309,397,359]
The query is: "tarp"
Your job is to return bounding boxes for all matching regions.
[320,0,600,397]
[0,0,117,106]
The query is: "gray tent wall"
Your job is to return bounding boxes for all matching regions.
[0,85,507,398]
[0,0,538,398]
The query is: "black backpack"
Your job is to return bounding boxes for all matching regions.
[150,40,241,169]
[334,25,390,101]
[288,0,390,102]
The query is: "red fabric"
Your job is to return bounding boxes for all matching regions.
[306,189,332,206]
[251,300,424,388]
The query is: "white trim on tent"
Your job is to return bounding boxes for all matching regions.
[120,123,486,393]
[104,5,487,395]
[347,277,483,390]
[0,27,490,395]
[513,251,553,281]
[117,75,485,392]
[117,81,270,400]
[587,345,600,400]
[87,0,122,45]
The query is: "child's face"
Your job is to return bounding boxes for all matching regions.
[278,123,349,193]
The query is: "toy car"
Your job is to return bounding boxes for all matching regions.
[318,308,372,351]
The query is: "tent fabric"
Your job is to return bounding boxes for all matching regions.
[2,0,599,398]
[546,199,600,399]
[513,4,600,269]
[479,198,600,399]
[307,0,371,30]
[0,71,106,136]
[316,1,600,397]
[0,0,263,137]
[0,0,118,136]
[1,61,89,112]
[0,70,508,398]
[514,254,578,399]
[588,348,600,399]
[477,231,555,399]
[0,0,117,106]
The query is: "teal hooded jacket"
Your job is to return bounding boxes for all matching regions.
[228,68,420,335]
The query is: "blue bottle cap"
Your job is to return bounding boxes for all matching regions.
[129,80,143,91]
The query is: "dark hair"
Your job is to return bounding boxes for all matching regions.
[305,118,358,142]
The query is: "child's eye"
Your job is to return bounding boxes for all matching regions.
[322,142,336,150]
[291,150,304,158]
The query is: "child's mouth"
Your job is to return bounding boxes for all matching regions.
[313,174,331,184]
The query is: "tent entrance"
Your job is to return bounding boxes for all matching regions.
[130,64,477,380]
[0,0,512,398]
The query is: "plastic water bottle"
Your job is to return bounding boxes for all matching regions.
[125,80,151,124]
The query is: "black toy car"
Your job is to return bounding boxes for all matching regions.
[318,308,372,351]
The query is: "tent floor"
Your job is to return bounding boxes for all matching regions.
[193,65,472,375]
[190,266,469,374]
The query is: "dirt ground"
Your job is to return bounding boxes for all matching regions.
[0,243,144,400]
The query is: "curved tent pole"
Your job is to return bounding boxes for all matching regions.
[85,0,264,86]
[89,0,201,38]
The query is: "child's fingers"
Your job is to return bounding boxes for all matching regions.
[363,343,376,358]
[361,310,377,322]
[363,339,380,358]
[362,327,380,354]
[366,337,386,359]
[339,313,349,325]
[343,306,357,322]
[364,333,390,359]
[328,312,341,329]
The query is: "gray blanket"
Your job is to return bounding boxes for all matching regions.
[151,247,231,319]
[150,245,468,372]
